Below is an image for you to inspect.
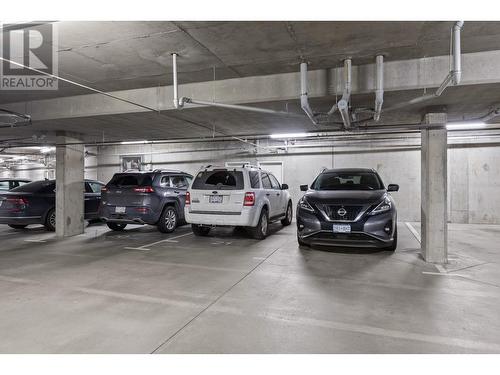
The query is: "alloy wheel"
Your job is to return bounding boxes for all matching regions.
[165,209,177,230]
[261,212,268,235]
[49,212,56,228]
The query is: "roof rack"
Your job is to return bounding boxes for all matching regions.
[152,169,184,173]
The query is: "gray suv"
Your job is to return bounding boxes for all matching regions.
[100,169,193,233]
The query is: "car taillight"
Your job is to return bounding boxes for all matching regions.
[243,192,255,206]
[101,187,108,192]
[7,197,28,212]
[185,191,191,205]
[134,186,154,193]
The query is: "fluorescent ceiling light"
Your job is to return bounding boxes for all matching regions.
[40,146,55,153]
[121,140,149,145]
[446,122,486,130]
[269,133,312,139]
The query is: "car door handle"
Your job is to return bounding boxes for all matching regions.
[174,190,180,194]
[266,193,270,196]
[276,193,280,196]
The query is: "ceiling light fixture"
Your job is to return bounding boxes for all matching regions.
[269,133,313,139]
[120,140,149,145]
[446,122,487,130]
[40,146,55,154]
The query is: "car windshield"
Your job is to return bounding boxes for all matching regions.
[311,172,383,191]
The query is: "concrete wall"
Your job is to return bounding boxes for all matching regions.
[0,147,98,182]
[94,136,500,224]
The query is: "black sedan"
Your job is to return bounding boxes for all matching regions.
[0,179,104,231]
[296,168,399,250]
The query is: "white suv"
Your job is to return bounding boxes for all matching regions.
[185,164,293,239]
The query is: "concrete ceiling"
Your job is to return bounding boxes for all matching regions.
[2,21,500,104]
[2,21,500,144]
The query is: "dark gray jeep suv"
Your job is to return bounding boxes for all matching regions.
[296,168,399,250]
[100,170,193,233]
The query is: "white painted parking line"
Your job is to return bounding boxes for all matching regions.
[422,271,466,277]
[124,231,193,251]
[24,239,48,243]
[405,222,421,243]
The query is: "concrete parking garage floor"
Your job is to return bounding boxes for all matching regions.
[0,221,499,354]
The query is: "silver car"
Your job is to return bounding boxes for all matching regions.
[185,164,293,239]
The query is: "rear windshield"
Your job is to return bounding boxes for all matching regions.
[11,180,55,193]
[192,170,244,190]
[108,174,153,187]
[311,172,383,191]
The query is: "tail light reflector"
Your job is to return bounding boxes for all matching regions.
[135,207,149,213]
[101,187,108,192]
[134,186,154,193]
[6,197,28,212]
[185,191,191,205]
[243,192,255,206]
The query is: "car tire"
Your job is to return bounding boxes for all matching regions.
[44,208,56,232]
[248,208,269,240]
[385,226,398,251]
[157,206,178,233]
[107,222,127,231]
[8,224,27,230]
[281,201,293,226]
[191,224,211,236]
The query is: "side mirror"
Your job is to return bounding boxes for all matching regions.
[300,184,308,192]
[387,184,399,192]
[281,183,289,190]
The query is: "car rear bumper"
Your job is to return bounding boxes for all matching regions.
[297,207,396,248]
[0,216,42,225]
[99,205,159,225]
[185,207,260,227]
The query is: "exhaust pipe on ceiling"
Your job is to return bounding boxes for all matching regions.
[299,59,352,128]
[325,59,352,130]
[327,59,352,117]
[171,53,183,109]
[300,62,319,125]
[384,21,464,112]
[337,99,351,130]
[451,21,464,85]
[183,98,304,117]
[373,55,384,122]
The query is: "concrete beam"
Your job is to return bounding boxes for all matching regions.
[421,113,448,263]
[4,50,500,122]
[55,134,85,237]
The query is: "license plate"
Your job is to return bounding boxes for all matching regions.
[333,224,351,233]
[115,206,126,214]
[209,195,223,204]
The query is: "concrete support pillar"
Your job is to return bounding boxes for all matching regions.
[55,134,85,237]
[421,113,448,263]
